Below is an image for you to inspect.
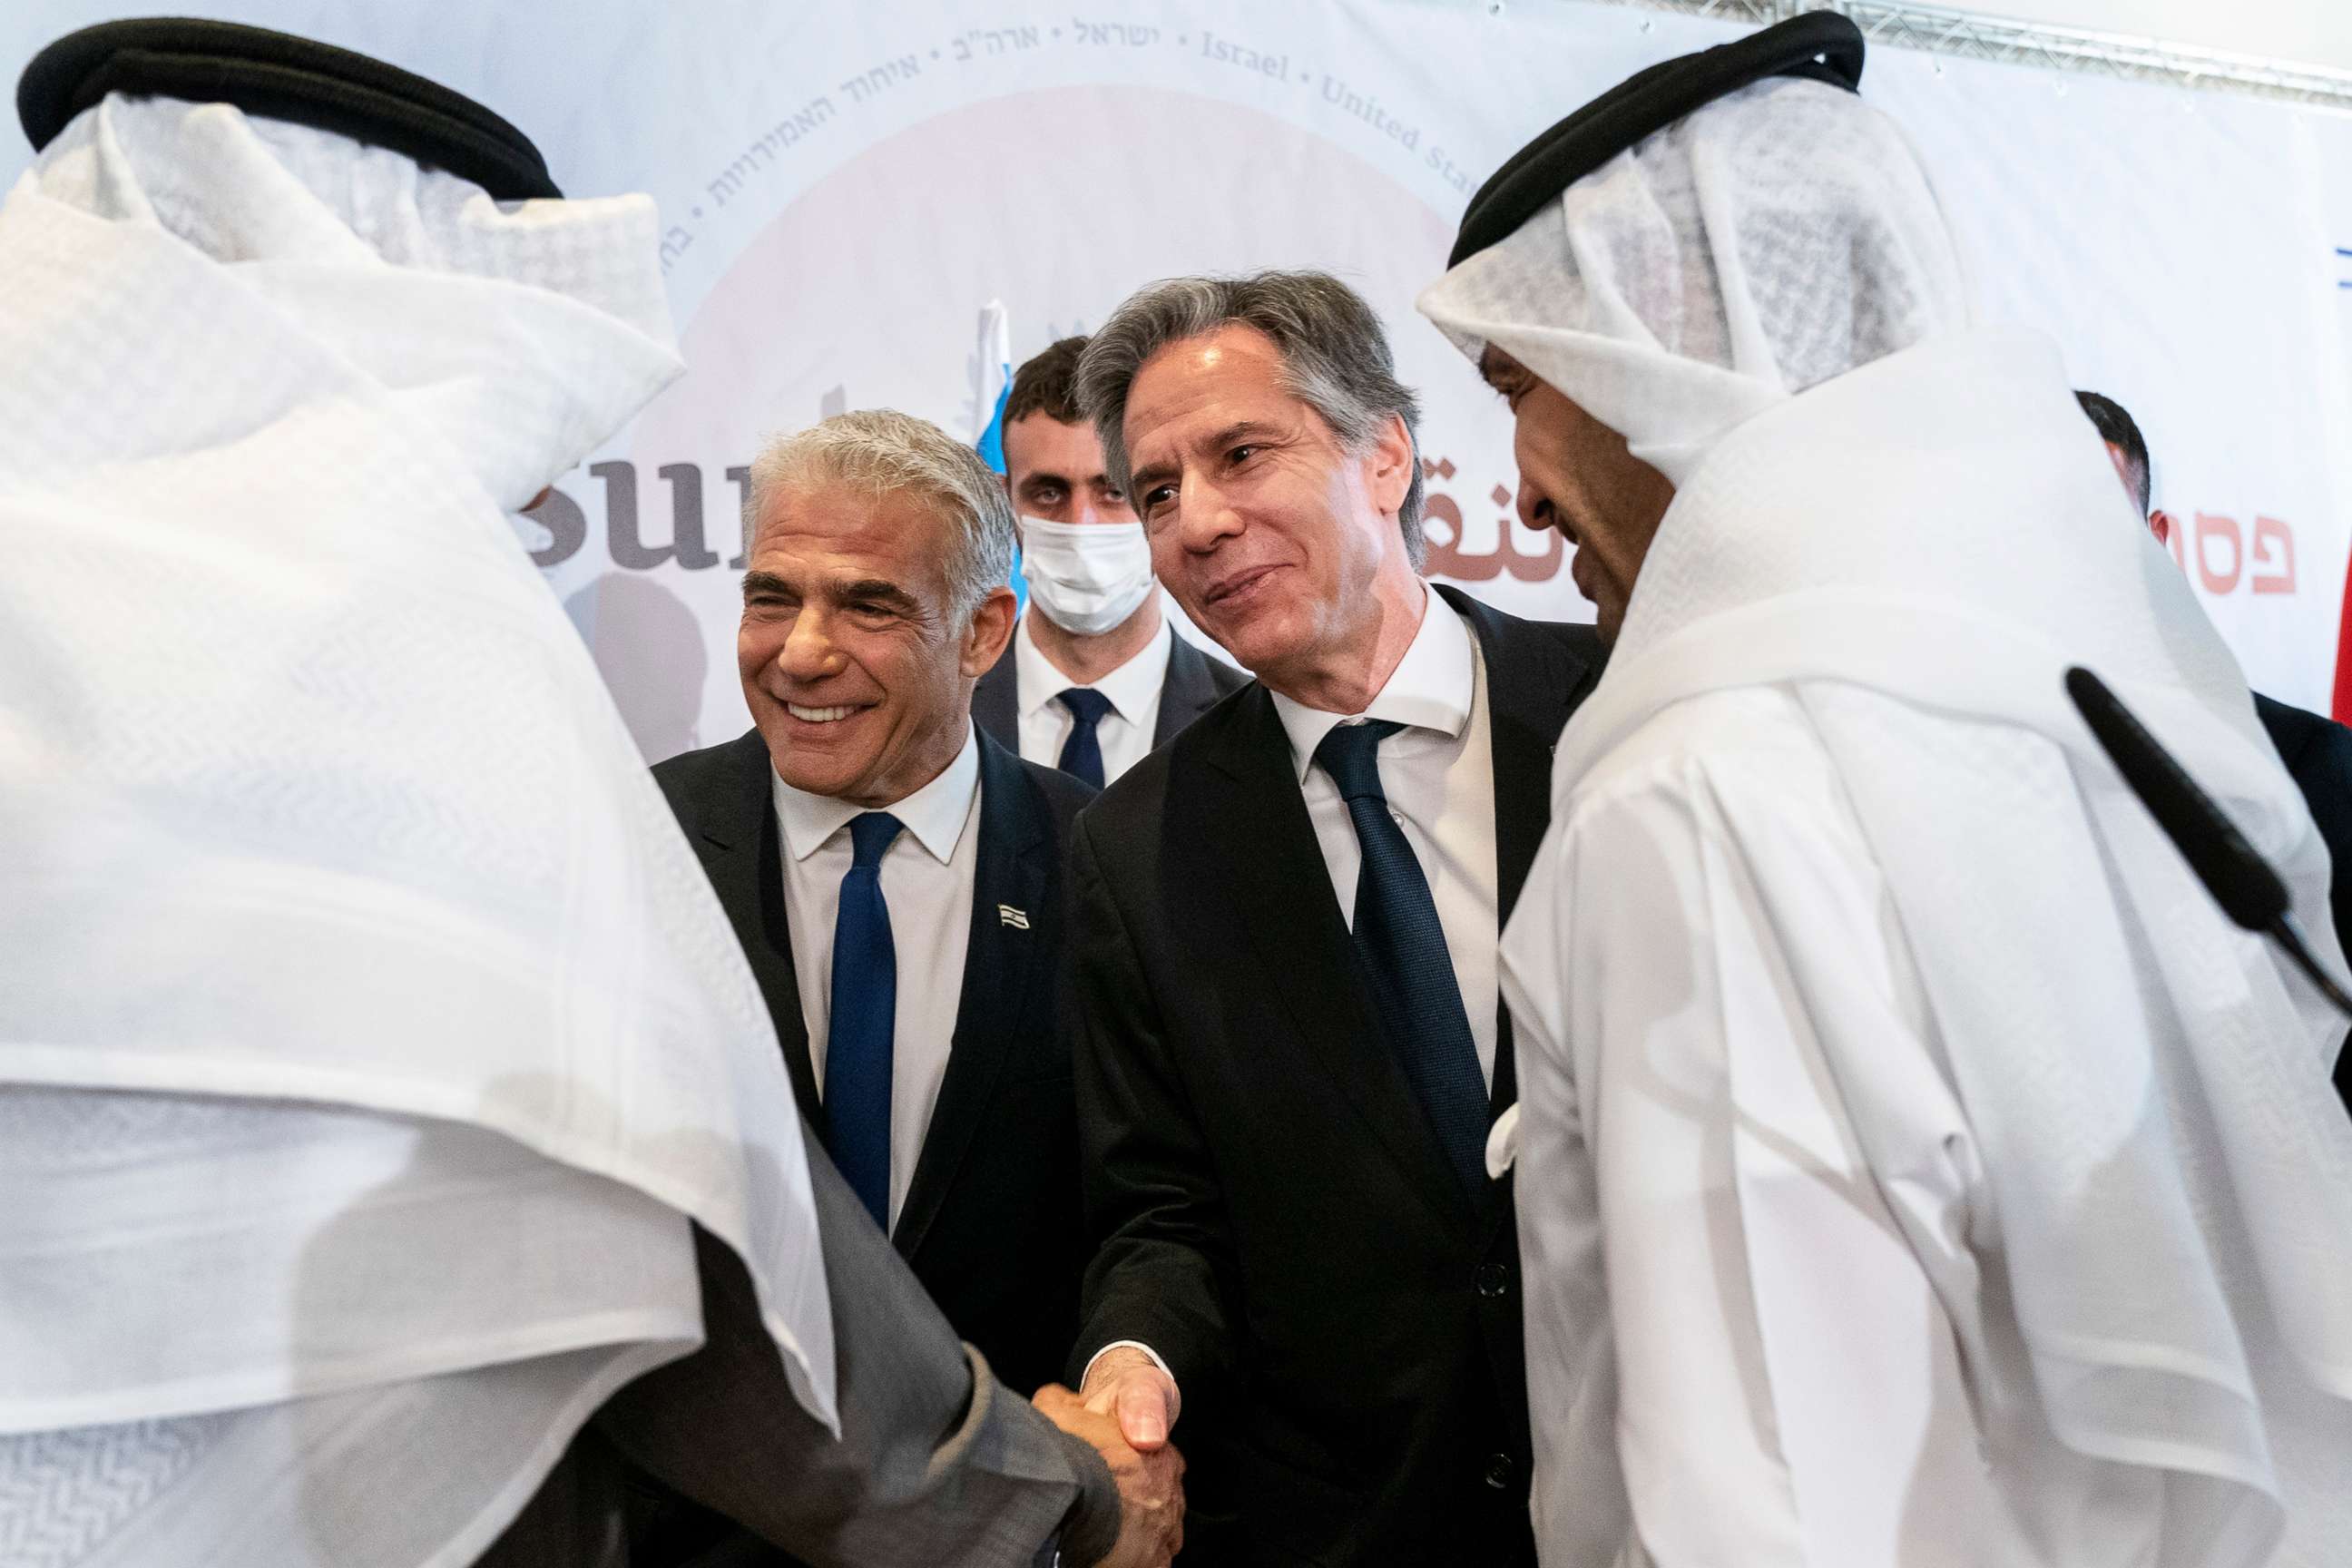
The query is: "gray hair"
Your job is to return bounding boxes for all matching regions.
[742,409,1015,621]
[1075,270,1426,568]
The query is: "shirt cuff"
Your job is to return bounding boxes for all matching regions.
[1080,1338,1177,1395]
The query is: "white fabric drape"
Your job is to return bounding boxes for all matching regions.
[0,95,834,1568]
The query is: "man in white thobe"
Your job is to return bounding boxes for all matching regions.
[0,21,1139,1568]
[1418,15,2352,1567]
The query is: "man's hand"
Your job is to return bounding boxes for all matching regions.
[1034,1383,1184,1568]
[1077,1346,1181,1452]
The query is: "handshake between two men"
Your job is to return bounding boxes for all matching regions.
[1033,1368,1185,1568]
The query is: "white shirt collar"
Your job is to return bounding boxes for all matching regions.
[769,725,981,866]
[1013,607,1173,725]
[1269,585,1474,784]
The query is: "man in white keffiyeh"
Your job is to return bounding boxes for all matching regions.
[0,22,1139,1568]
[0,46,831,1568]
[1419,15,2352,1567]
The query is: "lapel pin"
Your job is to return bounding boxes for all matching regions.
[997,904,1030,929]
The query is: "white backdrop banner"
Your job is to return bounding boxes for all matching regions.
[5,0,2349,755]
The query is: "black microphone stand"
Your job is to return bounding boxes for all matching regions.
[2064,666,2352,1022]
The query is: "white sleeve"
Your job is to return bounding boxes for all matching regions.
[1078,1339,1177,1393]
[1515,739,2001,1568]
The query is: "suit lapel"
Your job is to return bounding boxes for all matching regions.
[1200,691,1475,1230]
[1153,635,1221,748]
[893,733,1048,1262]
[689,732,822,1122]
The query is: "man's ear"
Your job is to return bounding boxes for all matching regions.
[2149,509,2175,548]
[961,583,1019,677]
[1363,412,1415,518]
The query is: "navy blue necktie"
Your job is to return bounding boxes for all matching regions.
[1315,720,1491,1195]
[1056,687,1113,789]
[825,811,902,1230]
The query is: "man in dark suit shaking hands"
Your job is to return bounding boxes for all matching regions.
[652,409,1181,1564]
[1063,273,1603,1566]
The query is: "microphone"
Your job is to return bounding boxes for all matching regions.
[2064,666,2352,1019]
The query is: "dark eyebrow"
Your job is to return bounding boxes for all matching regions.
[1130,419,1285,500]
[833,577,920,612]
[1128,455,1181,498]
[741,571,918,614]
[1017,469,1075,494]
[1204,420,1281,453]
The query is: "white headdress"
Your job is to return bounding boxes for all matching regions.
[1420,75,1968,485]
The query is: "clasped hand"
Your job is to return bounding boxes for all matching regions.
[1034,1348,1185,1568]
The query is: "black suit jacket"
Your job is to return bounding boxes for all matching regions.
[973,619,1253,758]
[2253,691,2352,1111]
[652,725,1095,1396]
[1066,585,1602,1567]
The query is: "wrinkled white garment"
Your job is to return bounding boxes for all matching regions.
[0,95,835,1568]
[1416,76,1966,486]
[1494,329,2352,1567]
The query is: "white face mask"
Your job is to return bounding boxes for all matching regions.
[1018,516,1158,636]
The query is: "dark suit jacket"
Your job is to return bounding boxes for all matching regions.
[652,726,1095,1396]
[1066,585,1602,1567]
[2253,691,2352,1111]
[973,619,1253,759]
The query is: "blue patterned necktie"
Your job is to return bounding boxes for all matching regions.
[825,810,903,1230]
[1314,720,1490,1196]
[1056,687,1113,789]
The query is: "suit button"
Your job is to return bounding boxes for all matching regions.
[1484,1453,1514,1490]
[1475,1262,1509,1298]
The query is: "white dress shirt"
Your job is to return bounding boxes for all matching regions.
[1014,610,1171,785]
[771,729,981,1231]
[1270,585,1501,1090]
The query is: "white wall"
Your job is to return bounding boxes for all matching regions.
[1932,0,2352,78]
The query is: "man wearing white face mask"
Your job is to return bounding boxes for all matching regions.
[975,336,1250,786]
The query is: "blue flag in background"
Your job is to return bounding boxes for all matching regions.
[972,300,1024,611]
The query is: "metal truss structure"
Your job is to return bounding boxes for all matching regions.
[1578,0,2352,112]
